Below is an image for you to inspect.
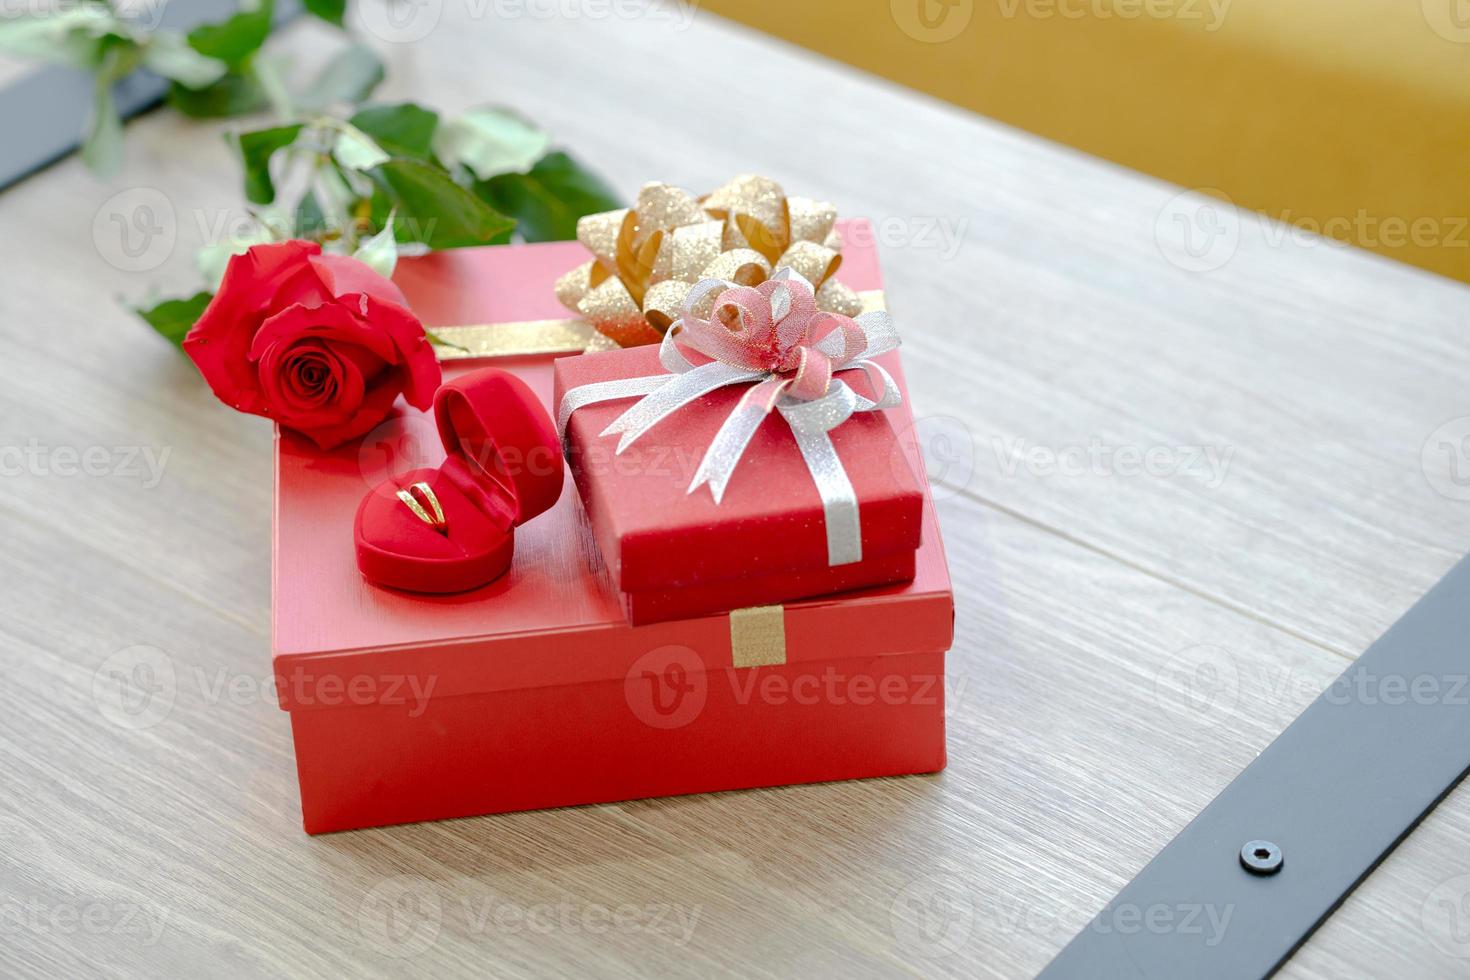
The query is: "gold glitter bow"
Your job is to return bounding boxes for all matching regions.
[553,174,863,347]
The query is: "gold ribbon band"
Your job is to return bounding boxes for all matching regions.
[729,605,787,668]
[431,318,620,360]
[430,290,888,362]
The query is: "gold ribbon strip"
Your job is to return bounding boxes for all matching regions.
[729,605,787,668]
[430,291,887,361]
[431,318,620,360]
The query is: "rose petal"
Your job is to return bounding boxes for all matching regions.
[257,339,365,430]
[363,297,441,410]
[292,375,404,451]
[249,301,397,369]
[308,253,411,309]
[215,241,323,321]
[183,240,322,415]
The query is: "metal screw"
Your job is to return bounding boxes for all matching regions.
[1240,840,1284,876]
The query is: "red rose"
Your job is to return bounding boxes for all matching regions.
[184,240,441,450]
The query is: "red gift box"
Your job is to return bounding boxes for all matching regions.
[554,340,923,624]
[270,227,954,834]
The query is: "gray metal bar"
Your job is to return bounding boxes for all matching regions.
[1039,553,1470,979]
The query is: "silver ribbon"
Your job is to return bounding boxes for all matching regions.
[556,270,902,567]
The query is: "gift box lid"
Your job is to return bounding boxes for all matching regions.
[270,225,953,711]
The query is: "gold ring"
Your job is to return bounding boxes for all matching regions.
[396,481,447,535]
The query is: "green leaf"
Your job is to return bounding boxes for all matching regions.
[232,123,302,204]
[302,0,347,27]
[425,329,470,354]
[82,82,122,175]
[136,292,214,347]
[314,161,359,235]
[186,0,273,69]
[332,121,390,171]
[295,191,328,238]
[476,151,621,243]
[81,46,129,176]
[369,159,516,249]
[349,103,438,161]
[296,43,384,112]
[167,71,267,118]
[142,31,227,89]
[432,106,548,181]
[352,214,398,279]
[0,8,113,69]
[196,215,278,288]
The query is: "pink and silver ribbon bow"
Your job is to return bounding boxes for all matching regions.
[556,269,901,566]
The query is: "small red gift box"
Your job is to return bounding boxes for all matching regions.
[555,342,923,624]
[553,221,924,625]
[270,227,954,834]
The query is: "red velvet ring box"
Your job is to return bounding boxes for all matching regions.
[354,369,563,593]
[271,220,955,834]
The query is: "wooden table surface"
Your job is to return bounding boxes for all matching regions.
[3,6,1470,979]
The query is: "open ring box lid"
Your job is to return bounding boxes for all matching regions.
[353,368,563,594]
[271,219,955,833]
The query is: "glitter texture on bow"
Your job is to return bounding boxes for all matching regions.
[557,269,901,567]
[554,175,864,348]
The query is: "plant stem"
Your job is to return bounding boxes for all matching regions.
[250,52,294,121]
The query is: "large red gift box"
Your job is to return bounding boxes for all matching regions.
[270,226,954,834]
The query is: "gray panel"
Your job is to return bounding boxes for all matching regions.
[1039,553,1470,979]
[0,0,298,190]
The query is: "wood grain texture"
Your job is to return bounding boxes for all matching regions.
[2,4,1469,978]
